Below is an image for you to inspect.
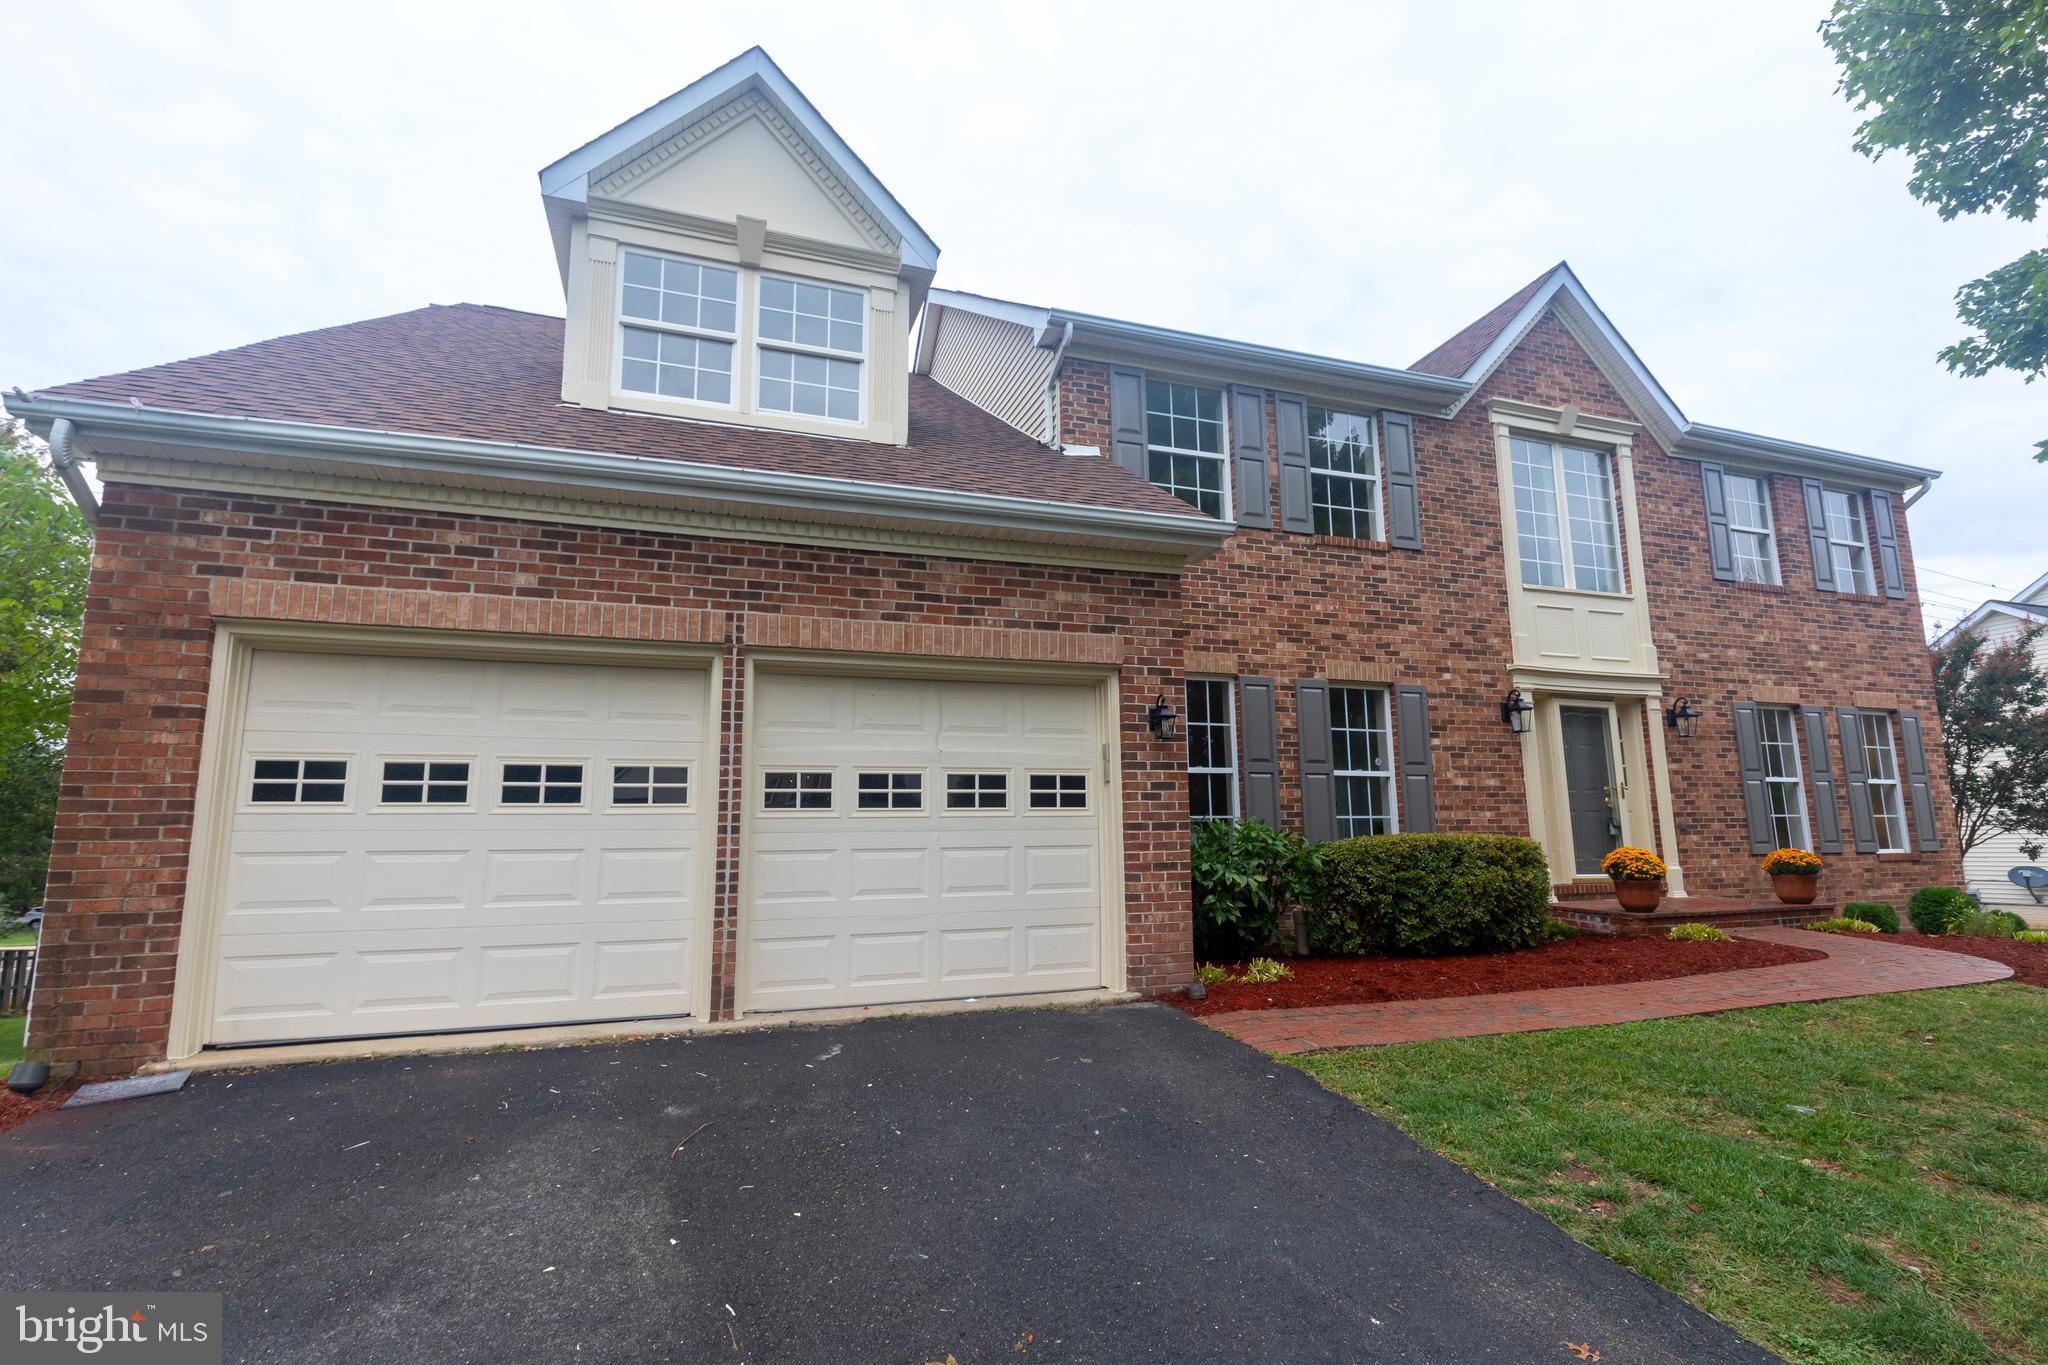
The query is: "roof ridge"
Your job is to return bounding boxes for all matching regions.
[1408,263,1564,378]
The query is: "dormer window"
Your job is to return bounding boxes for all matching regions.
[758,276,865,421]
[619,250,738,405]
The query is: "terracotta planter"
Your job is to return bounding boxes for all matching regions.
[1771,872,1820,906]
[1613,879,1665,913]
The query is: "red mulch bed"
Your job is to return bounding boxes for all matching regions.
[0,1085,75,1135]
[1894,933,2048,988]
[1173,934,1827,1017]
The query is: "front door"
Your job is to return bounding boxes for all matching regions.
[1560,706,1620,875]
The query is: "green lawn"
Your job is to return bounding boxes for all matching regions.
[0,928,37,948]
[0,1015,23,1073]
[1296,984,2048,1365]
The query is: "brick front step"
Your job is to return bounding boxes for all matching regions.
[1554,896,1839,937]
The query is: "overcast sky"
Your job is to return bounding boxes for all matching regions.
[4,1,2041,634]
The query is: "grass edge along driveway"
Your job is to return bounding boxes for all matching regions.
[1296,983,2047,1365]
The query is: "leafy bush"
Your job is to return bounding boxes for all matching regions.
[1193,963,1235,986]
[1601,846,1666,881]
[1761,847,1823,876]
[1239,957,1291,984]
[1842,901,1900,934]
[1305,833,1552,956]
[1536,918,1578,944]
[1907,886,1975,935]
[2018,930,2048,945]
[1667,922,1731,942]
[1811,917,1882,934]
[1948,907,2027,938]
[1190,818,1318,961]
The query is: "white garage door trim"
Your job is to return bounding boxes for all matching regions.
[167,621,720,1059]
[735,651,1127,1017]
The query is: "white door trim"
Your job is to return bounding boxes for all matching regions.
[168,620,720,1061]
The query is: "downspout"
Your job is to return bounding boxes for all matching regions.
[1043,320,1074,449]
[1902,475,1933,509]
[46,418,99,524]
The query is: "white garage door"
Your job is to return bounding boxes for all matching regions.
[743,671,1106,1012]
[210,650,705,1045]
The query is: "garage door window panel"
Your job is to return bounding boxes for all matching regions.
[500,761,587,808]
[763,770,834,811]
[248,756,349,806]
[378,758,473,807]
[610,763,690,808]
[855,770,925,812]
[1027,772,1089,811]
[945,771,1009,811]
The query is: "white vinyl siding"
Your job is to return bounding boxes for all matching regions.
[1511,438,1623,593]
[1857,712,1910,852]
[1330,685,1396,838]
[1823,489,1876,595]
[1144,380,1228,519]
[1724,473,1780,585]
[1307,408,1381,540]
[1186,678,1238,823]
[1756,707,1809,850]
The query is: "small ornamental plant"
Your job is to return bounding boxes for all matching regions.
[1760,848,1823,877]
[1811,917,1881,934]
[1667,922,1731,942]
[1601,847,1667,882]
[1239,957,1292,984]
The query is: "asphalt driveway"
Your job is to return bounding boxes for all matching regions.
[0,1004,1773,1363]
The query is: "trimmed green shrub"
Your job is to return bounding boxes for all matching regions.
[1842,901,1899,934]
[1811,917,1882,933]
[1667,922,1731,942]
[1190,818,1319,961]
[2018,930,2048,945]
[1907,886,1974,935]
[1305,833,1552,956]
[1536,918,1578,944]
[1948,907,2026,939]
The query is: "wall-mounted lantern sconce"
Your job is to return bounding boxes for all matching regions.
[1499,688,1534,735]
[1147,693,1182,742]
[1664,696,1701,738]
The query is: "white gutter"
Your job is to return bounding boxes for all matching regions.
[45,417,98,524]
[3,392,1231,557]
[1675,422,1941,490]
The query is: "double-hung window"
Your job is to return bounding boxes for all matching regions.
[757,276,864,422]
[1144,380,1228,518]
[618,250,737,405]
[1724,473,1780,584]
[1822,489,1875,594]
[1308,408,1381,539]
[1856,713,1910,852]
[1330,685,1396,838]
[1511,437,1622,593]
[1755,707,1809,850]
[1185,678,1238,823]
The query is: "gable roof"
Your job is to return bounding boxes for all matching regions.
[8,304,1225,554]
[1409,266,1556,378]
[539,47,938,276]
[1932,597,2048,649]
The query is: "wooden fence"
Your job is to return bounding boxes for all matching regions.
[0,947,34,1015]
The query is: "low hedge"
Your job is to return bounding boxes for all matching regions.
[1305,833,1552,957]
[1907,886,1974,935]
[1842,901,1899,934]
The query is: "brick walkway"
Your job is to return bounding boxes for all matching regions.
[1202,929,2016,1055]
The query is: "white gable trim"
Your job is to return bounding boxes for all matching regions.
[540,47,938,273]
[1932,599,2048,649]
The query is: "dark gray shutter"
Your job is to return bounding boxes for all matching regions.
[1898,709,1940,848]
[1801,478,1837,592]
[1838,709,1878,853]
[1394,684,1436,833]
[1732,701,1775,854]
[1869,489,1907,599]
[1295,679,1335,843]
[1701,462,1737,582]
[1228,386,1271,529]
[1238,676,1280,829]
[1381,411,1421,549]
[1801,706,1844,855]
[1109,367,1148,481]
[1274,392,1313,534]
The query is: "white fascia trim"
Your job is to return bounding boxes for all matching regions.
[2014,569,2048,605]
[1931,599,2048,649]
[538,47,939,273]
[2,393,1231,558]
[1675,423,1940,488]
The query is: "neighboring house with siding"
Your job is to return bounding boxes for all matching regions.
[1932,571,2048,921]
[5,48,1964,1075]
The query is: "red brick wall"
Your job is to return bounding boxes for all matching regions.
[37,484,1188,1072]
[1061,310,1961,908]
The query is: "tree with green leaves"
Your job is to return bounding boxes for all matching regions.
[1932,623,2048,857]
[0,421,92,913]
[1821,1,2048,459]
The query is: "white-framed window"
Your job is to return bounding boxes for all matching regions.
[610,763,689,807]
[855,771,924,812]
[1823,488,1875,595]
[1185,678,1238,824]
[501,761,585,807]
[1330,685,1396,838]
[1308,407,1381,540]
[1027,772,1088,811]
[249,756,349,805]
[944,771,1008,811]
[1724,473,1779,585]
[1144,379,1228,519]
[1511,437,1622,594]
[1856,713,1910,852]
[379,758,471,807]
[762,770,833,812]
[757,275,864,422]
[618,249,738,406]
[1755,708,1809,850]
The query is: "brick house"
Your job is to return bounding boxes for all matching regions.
[6,49,1960,1073]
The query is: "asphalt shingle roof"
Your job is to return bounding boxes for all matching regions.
[1408,265,1560,379]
